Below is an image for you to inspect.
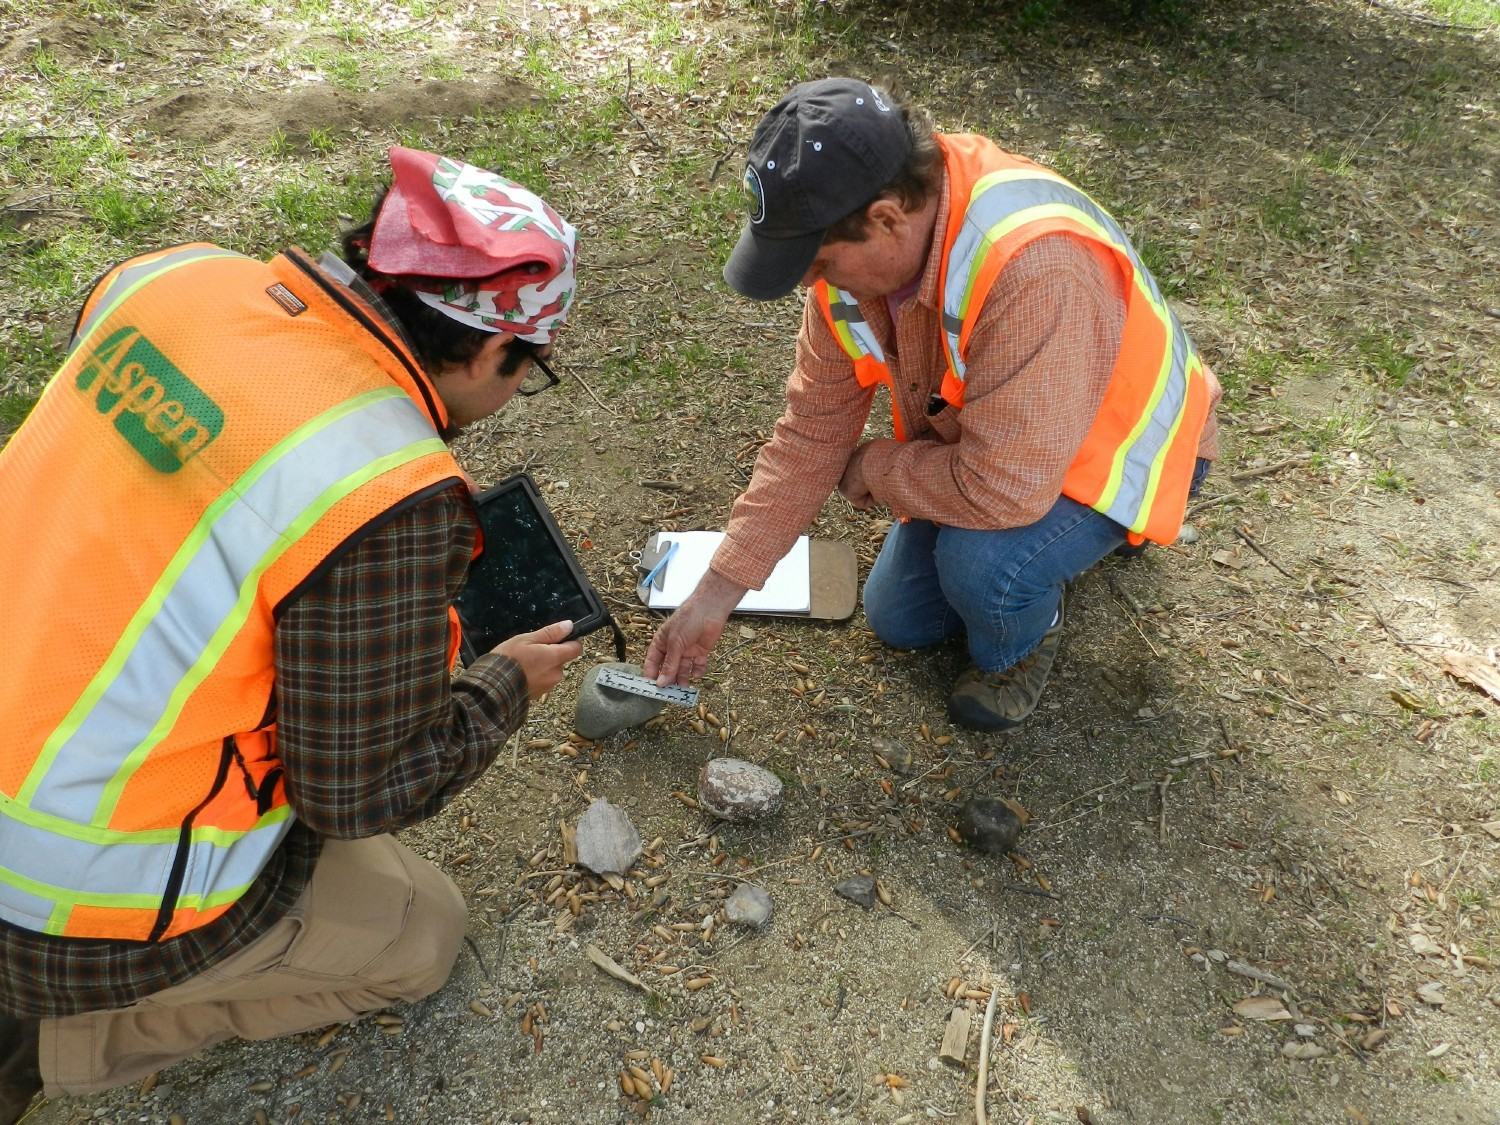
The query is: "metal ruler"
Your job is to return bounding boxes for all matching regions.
[596,667,699,707]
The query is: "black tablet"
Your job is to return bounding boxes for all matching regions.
[456,473,610,664]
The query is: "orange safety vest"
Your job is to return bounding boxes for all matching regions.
[814,133,1211,545]
[0,245,466,942]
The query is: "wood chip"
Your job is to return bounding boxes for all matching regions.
[1233,995,1293,1021]
[939,1005,972,1064]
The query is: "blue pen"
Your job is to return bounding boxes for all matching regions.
[641,540,679,589]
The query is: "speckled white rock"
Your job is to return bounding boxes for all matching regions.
[573,798,641,876]
[724,883,774,929]
[697,757,783,823]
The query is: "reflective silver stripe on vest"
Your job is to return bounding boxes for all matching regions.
[70,247,245,356]
[826,289,887,363]
[20,389,444,829]
[0,802,292,933]
[943,174,1195,529]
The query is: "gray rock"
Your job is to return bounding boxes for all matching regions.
[870,735,914,775]
[697,758,783,822]
[1177,523,1201,544]
[724,883,773,929]
[955,798,1024,855]
[573,798,641,876]
[834,875,876,910]
[573,662,667,740]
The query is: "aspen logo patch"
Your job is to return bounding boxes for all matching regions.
[74,327,223,472]
[266,283,307,316]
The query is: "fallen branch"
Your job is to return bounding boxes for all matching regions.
[1226,959,1292,993]
[975,985,999,1125]
[1233,525,1298,581]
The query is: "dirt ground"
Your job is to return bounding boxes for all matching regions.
[3,0,1498,1122]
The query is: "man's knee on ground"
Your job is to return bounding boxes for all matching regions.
[862,595,936,652]
[378,863,468,1003]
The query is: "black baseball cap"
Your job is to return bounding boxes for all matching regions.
[723,78,913,301]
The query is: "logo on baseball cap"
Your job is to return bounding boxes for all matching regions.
[723,78,913,301]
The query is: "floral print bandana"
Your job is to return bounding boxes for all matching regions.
[368,146,577,343]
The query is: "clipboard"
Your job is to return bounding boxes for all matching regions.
[634,531,858,621]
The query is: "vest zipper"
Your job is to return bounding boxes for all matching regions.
[147,736,236,942]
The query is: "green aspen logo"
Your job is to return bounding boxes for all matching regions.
[75,327,223,472]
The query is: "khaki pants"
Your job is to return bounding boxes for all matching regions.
[41,835,467,1096]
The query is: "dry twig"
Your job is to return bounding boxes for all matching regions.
[975,983,999,1125]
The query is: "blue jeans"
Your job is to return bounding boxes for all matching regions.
[862,460,1210,674]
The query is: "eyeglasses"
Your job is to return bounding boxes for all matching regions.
[516,353,561,397]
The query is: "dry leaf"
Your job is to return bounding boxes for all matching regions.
[1440,650,1500,702]
[1233,995,1292,1021]
[1407,933,1444,958]
[1415,981,1447,1007]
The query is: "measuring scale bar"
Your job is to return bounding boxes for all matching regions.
[595,667,699,707]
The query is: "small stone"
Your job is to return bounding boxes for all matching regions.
[834,875,876,910]
[1294,1023,1318,1039]
[724,883,773,928]
[955,799,1024,855]
[1206,949,1228,964]
[573,798,641,876]
[1280,1041,1327,1060]
[573,662,667,740]
[698,758,783,822]
[870,735,914,775]
[1177,523,1200,544]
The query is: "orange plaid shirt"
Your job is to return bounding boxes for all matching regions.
[711,175,1221,591]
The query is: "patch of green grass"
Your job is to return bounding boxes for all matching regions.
[1372,467,1409,491]
[1356,333,1418,390]
[1425,0,1500,23]
[86,186,173,239]
[425,58,465,82]
[1259,168,1313,243]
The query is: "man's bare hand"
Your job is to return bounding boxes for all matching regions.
[837,441,876,509]
[643,570,746,686]
[493,619,583,700]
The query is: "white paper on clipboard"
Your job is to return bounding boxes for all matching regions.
[643,531,810,614]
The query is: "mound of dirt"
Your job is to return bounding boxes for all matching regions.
[144,77,534,149]
[0,17,101,67]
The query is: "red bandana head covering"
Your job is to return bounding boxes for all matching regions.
[367,146,578,343]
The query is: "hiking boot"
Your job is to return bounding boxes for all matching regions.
[0,1015,41,1125]
[947,595,1065,732]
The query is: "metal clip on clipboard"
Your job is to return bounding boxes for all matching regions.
[632,533,678,604]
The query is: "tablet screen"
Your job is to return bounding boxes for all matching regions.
[456,478,601,656]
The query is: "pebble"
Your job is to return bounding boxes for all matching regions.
[955,798,1024,855]
[724,883,774,928]
[1177,523,1201,544]
[573,662,668,740]
[834,874,876,910]
[1294,1023,1318,1039]
[574,798,642,876]
[870,735,914,775]
[698,758,783,822]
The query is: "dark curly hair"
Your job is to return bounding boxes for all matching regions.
[340,186,540,377]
